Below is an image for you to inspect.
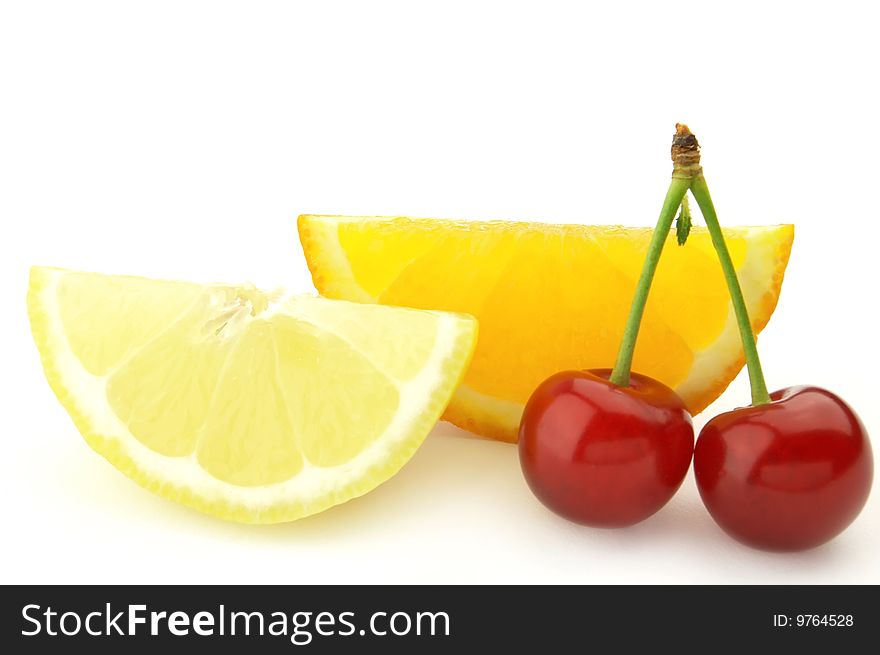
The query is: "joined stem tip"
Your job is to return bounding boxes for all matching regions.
[672,123,702,177]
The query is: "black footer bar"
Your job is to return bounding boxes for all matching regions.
[2,585,873,652]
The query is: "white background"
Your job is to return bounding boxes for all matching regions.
[1,0,878,584]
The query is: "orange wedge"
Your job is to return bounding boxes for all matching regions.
[299,215,794,442]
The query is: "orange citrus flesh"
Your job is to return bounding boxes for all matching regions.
[299,215,794,442]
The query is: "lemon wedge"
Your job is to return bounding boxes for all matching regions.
[28,266,477,523]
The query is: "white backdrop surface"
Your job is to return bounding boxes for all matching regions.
[1,0,877,584]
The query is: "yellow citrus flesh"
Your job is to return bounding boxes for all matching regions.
[28,266,477,522]
[298,215,794,442]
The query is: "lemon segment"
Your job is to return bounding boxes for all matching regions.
[57,271,203,376]
[28,266,477,522]
[195,320,304,486]
[299,215,794,442]
[272,315,400,468]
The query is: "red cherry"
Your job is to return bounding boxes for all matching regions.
[694,386,873,551]
[518,368,694,527]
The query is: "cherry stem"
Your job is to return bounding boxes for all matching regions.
[689,176,771,405]
[609,175,691,387]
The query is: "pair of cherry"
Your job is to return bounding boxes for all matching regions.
[518,127,872,552]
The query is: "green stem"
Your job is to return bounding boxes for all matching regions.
[610,176,692,386]
[689,175,771,405]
